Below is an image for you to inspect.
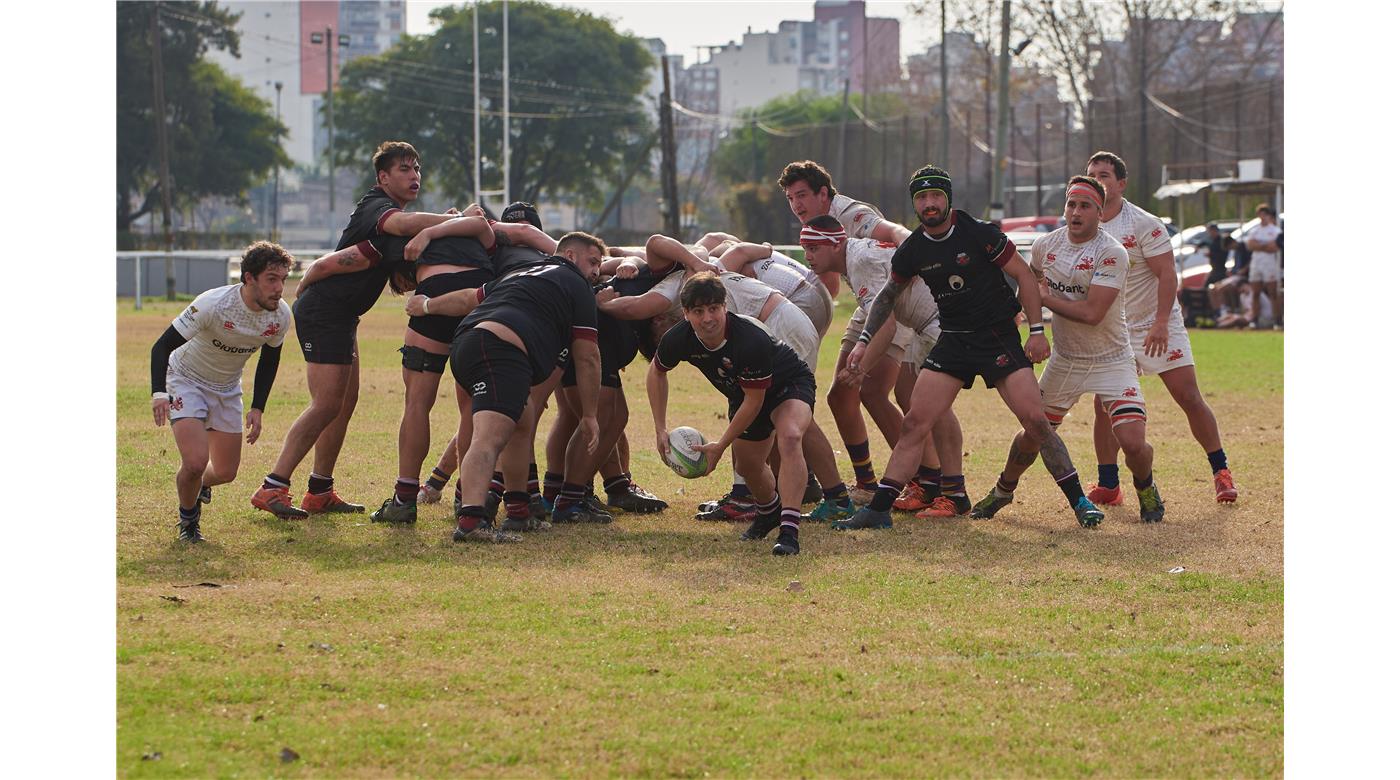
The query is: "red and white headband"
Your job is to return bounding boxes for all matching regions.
[1066,182,1104,210]
[799,225,847,246]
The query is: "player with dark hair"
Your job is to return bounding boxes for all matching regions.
[411,232,607,542]
[648,272,816,555]
[800,215,969,518]
[1084,151,1237,504]
[840,165,1105,531]
[250,141,457,520]
[1003,176,1165,522]
[151,242,294,541]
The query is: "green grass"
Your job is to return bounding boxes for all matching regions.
[117,293,1283,777]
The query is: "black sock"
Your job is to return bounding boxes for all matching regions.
[1132,472,1154,491]
[179,505,200,523]
[543,471,564,503]
[917,465,942,496]
[394,478,418,505]
[868,478,904,513]
[780,507,801,531]
[503,491,530,519]
[426,468,450,492]
[488,472,505,500]
[308,473,333,495]
[1055,471,1086,505]
[556,482,586,512]
[822,483,850,504]
[602,474,630,495]
[757,495,781,516]
[457,505,487,531]
[941,474,966,498]
[527,463,540,497]
[1097,464,1120,490]
[1206,449,1228,473]
[263,473,290,491]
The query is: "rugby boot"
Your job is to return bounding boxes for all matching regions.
[832,507,893,531]
[300,490,365,515]
[892,482,936,512]
[483,492,501,520]
[1136,484,1166,523]
[847,485,877,506]
[969,488,1013,519]
[740,511,782,541]
[772,527,801,556]
[251,486,310,520]
[607,482,668,514]
[198,486,212,505]
[1073,496,1106,528]
[528,494,550,522]
[802,475,823,505]
[584,491,610,515]
[551,502,614,524]
[695,494,757,522]
[452,519,522,544]
[916,494,972,519]
[417,484,443,505]
[1213,468,1239,503]
[1085,483,1125,506]
[177,517,205,543]
[370,497,417,525]
[805,497,854,523]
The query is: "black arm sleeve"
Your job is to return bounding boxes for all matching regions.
[250,344,283,411]
[150,325,190,394]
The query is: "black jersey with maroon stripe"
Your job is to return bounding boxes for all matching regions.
[889,209,1021,333]
[298,232,414,319]
[457,257,599,384]
[494,242,551,275]
[654,313,810,406]
[336,186,402,251]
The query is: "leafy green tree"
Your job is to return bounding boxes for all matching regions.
[117,1,289,232]
[333,0,654,207]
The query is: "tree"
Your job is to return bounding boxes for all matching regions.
[117,2,289,233]
[333,0,654,208]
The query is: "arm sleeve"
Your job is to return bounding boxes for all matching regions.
[250,344,283,411]
[150,325,189,394]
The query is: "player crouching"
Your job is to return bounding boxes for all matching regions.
[151,242,293,542]
[647,272,817,555]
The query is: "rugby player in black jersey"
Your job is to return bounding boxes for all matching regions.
[407,232,607,542]
[648,272,816,556]
[251,141,454,520]
[839,166,1106,530]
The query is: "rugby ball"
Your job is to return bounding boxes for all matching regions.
[664,426,708,478]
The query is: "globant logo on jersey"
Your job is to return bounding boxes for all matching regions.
[212,339,258,355]
[1046,278,1087,295]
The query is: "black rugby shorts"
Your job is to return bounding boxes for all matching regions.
[451,328,533,421]
[292,297,358,365]
[921,318,1033,389]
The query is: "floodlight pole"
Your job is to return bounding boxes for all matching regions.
[473,2,481,207]
[502,0,511,208]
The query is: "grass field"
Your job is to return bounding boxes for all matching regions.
[116,290,1283,777]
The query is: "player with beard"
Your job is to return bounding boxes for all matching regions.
[151,242,293,542]
[985,176,1164,523]
[1084,152,1237,505]
[839,165,1105,531]
[649,272,816,556]
[251,141,446,520]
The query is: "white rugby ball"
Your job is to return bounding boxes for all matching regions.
[664,426,708,478]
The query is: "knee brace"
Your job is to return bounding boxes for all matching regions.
[400,345,448,374]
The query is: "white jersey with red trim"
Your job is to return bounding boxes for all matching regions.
[751,250,822,298]
[169,284,291,392]
[718,271,781,318]
[845,238,940,334]
[1030,228,1130,362]
[1099,198,1178,328]
[829,194,885,239]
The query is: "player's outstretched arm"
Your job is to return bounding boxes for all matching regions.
[297,245,377,295]
[646,360,671,459]
[405,287,483,318]
[861,276,910,345]
[646,234,712,272]
[871,219,912,244]
[149,325,190,426]
[599,290,672,321]
[600,257,642,279]
[716,242,773,275]
[380,209,460,238]
[570,338,602,452]
[1041,283,1120,326]
[495,223,558,255]
[246,344,282,444]
[404,215,496,261]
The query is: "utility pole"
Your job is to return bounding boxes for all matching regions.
[837,78,850,185]
[658,54,680,236]
[310,27,346,242]
[272,80,282,243]
[503,0,511,207]
[150,2,176,301]
[473,3,480,206]
[989,0,1011,222]
[1136,14,1150,205]
[938,0,949,164]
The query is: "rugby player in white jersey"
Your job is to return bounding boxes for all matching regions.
[800,215,971,517]
[1023,177,1165,522]
[1085,152,1237,504]
[150,242,294,542]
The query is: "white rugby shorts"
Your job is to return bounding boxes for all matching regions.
[840,307,913,362]
[1039,355,1146,428]
[1130,318,1195,376]
[167,372,244,433]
